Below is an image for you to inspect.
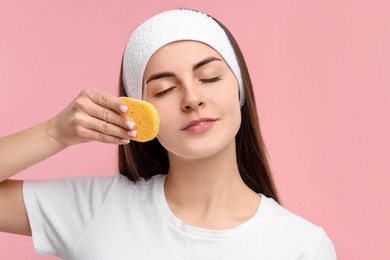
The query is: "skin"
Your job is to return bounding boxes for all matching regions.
[0,40,260,236]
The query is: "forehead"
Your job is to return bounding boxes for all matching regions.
[144,40,224,71]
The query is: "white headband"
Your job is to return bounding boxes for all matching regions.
[122,9,245,106]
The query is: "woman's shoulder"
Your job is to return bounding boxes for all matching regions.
[258,195,336,258]
[113,173,165,197]
[23,173,164,201]
[261,195,324,235]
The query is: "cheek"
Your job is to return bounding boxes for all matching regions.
[215,81,241,111]
[217,83,242,129]
[153,103,176,145]
[228,102,242,133]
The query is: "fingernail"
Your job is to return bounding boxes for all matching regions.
[126,120,135,129]
[120,105,128,113]
[121,139,130,144]
[127,130,137,138]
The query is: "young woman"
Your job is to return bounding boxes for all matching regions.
[0,9,336,259]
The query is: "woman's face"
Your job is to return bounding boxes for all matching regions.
[143,41,241,160]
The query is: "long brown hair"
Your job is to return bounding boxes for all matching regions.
[118,12,279,203]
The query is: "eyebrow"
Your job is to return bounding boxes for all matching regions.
[192,56,222,71]
[145,72,175,84]
[145,56,222,84]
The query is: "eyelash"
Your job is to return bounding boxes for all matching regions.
[199,76,222,84]
[154,88,174,98]
[154,76,222,97]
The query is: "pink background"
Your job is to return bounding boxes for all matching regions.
[1,0,389,259]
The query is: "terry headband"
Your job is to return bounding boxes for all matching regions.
[122,9,245,107]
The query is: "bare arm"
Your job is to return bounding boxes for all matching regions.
[0,89,135,235]
[0,180,30,235]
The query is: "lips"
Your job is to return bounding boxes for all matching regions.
[181,118,217,131]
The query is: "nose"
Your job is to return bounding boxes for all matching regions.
[180,86,205,112]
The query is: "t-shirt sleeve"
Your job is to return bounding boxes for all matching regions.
[305,227,337,259]
[22,174,119,257]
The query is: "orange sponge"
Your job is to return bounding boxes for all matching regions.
[119,97,160,142]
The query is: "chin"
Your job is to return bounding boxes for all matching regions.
[163,136,236,161]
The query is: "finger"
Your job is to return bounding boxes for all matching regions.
[83,128,131,145]
[81,89,128,115]
[85,103,135,130]
[81,116,137,140]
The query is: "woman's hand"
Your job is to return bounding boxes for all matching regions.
[48,89,136,147]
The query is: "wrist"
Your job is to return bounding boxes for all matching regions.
[43,117,69,151]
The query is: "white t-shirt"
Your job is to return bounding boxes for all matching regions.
[23,174,336,260]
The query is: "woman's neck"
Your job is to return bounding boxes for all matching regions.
[164,140,260,229]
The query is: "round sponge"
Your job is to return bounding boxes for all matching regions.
[119,97,160,142]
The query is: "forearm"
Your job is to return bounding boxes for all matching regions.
[0,118,67,182]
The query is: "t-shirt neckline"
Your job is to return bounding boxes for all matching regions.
[153,174,269,239]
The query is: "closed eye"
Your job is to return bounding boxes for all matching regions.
[154,87,175,98]
[199,76,222,84]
